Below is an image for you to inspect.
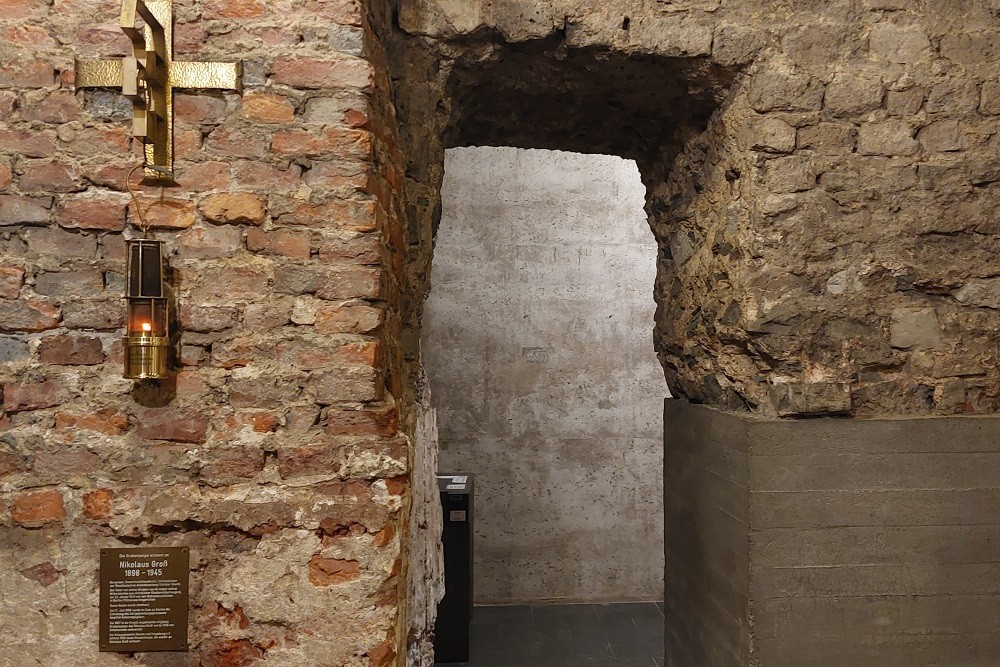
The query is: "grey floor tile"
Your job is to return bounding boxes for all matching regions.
[436,601,665,666]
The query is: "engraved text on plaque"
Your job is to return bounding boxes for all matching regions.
[99,547,189,652]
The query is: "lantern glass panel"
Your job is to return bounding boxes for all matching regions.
[127,240,163,298]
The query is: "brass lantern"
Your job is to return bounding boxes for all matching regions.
[124,238,169,379]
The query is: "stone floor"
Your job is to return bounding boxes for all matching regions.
[435,602,665,666]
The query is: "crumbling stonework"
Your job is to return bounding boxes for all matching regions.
[382,0,1000,419]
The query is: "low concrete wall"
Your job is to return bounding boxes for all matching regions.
[665,400,1000,666]
[664,401,750,666]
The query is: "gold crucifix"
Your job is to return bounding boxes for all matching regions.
[75,0,241,183]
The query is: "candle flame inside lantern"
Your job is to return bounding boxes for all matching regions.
[141,322,152,332]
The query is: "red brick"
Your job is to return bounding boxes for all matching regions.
[21,90,80,123]
[173,22,207,54]
[82,488,114,519]
[74,25,130,57]
[315,304,382,334]
[246,228,311,258]
[178,223,243,259]
[303,0,363,25]
[249,412,280,432]
[61,126,130,157]
[210,336,258,369]
[318,233,381,263]
[61,300,121,329]
[276,339,376,371]
[25,226,98,259]
[241,93,295,123]
[303,159,372,191]
[368,640,396,667]
[38,334,104,365]
[0,60,54,88]
[3,380,60,412]
[34,269,104,297]
[134,198,196,229]
[0,195,53,224]
[136,408,210,443]
[200,639,263,667]
[199,446,266,486]
[229,372,300,408]
[55,409,129,435]
[174,127,203,158]
[0,129,55,157]
[0,300,59,332]
[277,442,343,479]
[11,489,65,526]
[233,161,301,191]
[1,0,49,19]
[0,450,29,477]
[312,365,379,404]
[21,562,60,586]
[205,128,267,159]
[58,195,127,230]
[0,265,24,299]
[179,304,239,332]
[19,160,80,193]
[34,448,100,479]
[175,370,209,400]
[88,162,132,191]
[174,93,227,124]
[0,91,16,119]
[271,56,374,91]
[308,555,360,585]
[271,128,372,159]
[317,266,381,300]
[343,108,369,128]
[198,192,267,225]
[326,404,397,436]
[372,522,396,549]
[176,161,231,191]
[240,305,291,334]
[4,25,56,48]
[202,0,265,19]
[277,199,378,231]
[197,266,273,300]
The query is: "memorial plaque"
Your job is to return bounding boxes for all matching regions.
[99,547,189,652]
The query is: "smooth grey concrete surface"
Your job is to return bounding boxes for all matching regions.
[424,147,666,603]
[664,399,1000,666]
[663,400,749,667]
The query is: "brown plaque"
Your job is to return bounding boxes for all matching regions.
[99,547,189,652]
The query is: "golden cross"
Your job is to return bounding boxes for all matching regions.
[75,0,241,183]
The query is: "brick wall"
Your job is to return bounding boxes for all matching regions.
[0,0,412,664]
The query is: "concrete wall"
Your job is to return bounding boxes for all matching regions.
[663,401,749,666]
[423,146,666,603]
[665,399,1000,666]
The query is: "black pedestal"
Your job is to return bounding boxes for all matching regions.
[434,473,474,663]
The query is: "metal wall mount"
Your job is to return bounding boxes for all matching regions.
[75,0,241,183]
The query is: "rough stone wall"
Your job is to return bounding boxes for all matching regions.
[0,0,414,664]
[425,146,666,603]
[378,1,1000,664]
[386,0,1000,419]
